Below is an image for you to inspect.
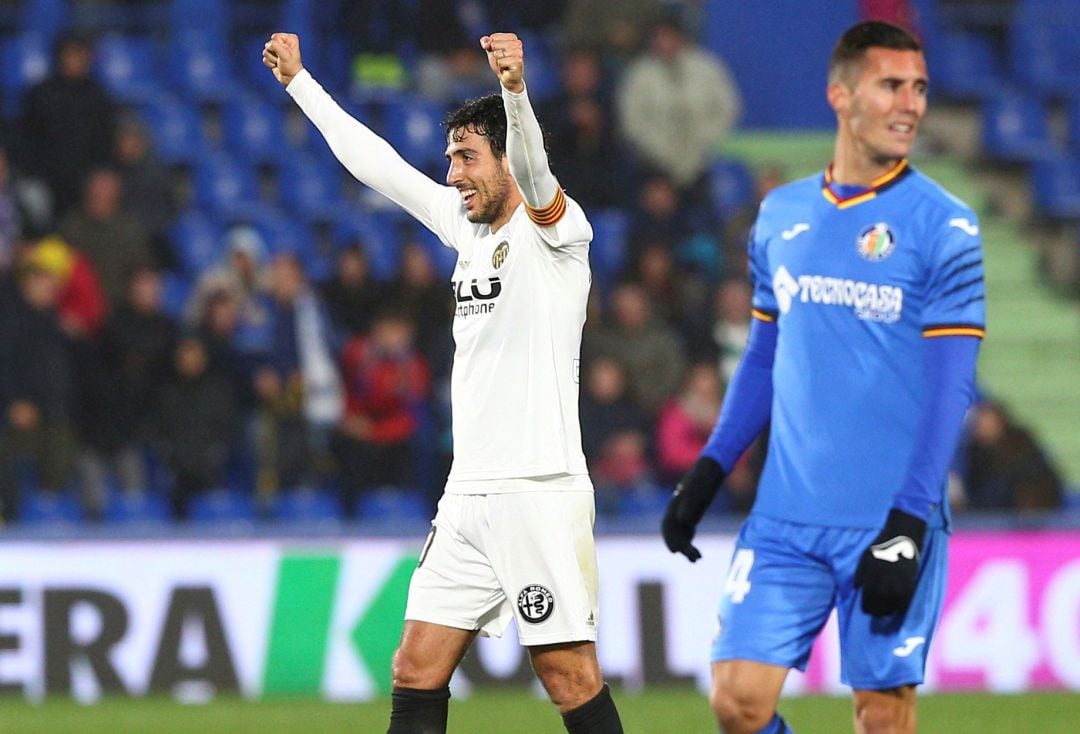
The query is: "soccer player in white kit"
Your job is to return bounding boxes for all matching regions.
[264,31,623,734]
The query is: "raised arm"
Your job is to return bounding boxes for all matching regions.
[263,33,448,227]
[480,33,565,224]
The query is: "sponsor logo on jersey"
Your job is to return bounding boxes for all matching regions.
[856,222,896,261]
[773,265,904,323]
[452,276,502,318]
[517,584,555,624]
[492,240,509,269]
[893,636,927,658]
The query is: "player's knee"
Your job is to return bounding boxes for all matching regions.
[390,646,447,690]
[854,691,915,734]
[532,656,602,711]
[710,680,774,734]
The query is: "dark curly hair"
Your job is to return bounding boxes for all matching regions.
[443,94,508,158]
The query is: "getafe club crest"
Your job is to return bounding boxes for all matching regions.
[492,240,510,269]
[856,223,896,261]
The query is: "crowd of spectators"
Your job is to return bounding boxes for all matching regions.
[0,1,1066,525]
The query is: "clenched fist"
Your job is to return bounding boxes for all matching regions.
[262,32,303,87]
[480,33,524,93]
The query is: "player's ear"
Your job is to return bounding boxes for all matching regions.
[827,80,850,115]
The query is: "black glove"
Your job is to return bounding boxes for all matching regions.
[854,508,927,616]
[662,456,726,562]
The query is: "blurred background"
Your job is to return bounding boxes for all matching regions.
[0,0,1077,729]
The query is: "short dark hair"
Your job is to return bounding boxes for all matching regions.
[828,21,922,84]
[443,94,508,158]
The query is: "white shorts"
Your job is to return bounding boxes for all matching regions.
[404,487,599,646]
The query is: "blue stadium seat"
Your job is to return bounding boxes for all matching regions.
[512,30,558,103]
[1030,158,1080,219]
[187,488,257,523]
[0,33,50,119]
[408,222,458,279]
[588,209,629,285]
[19,489,84,525]
[139,94,206,165]
[980,90,1058,163]
[70,0,164,32]
[1009,4,1080,98]
[930,30,1006,101]
[222,94,287,165]
[273,486,343,522]
[20,0,67,45]
[168,30,238,104]
[614,484,669,518]
[709,158,757,220]
[159,269,193,319]
[94,33,161,105]
[355,487,431,523]
[169,0,229,42]
[103,491,171,524]
[243,211,331,280]
[331,210,401,281]
[381,95,448,173]
[276,154,346,222]
[1064,99,1080,150]
[193,153,262,217]
[169,210,224,276]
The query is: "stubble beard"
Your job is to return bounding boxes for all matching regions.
[467,169,511,225]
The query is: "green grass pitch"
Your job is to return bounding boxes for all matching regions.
[1,690,1078,733]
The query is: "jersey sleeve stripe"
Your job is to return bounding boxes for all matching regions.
[940,244,981,270]
[939,276,984,299]
[954,294,985,309]
[751,308,777,322]
[923,325,986,338]
[527,187,567,226]
[939,258,983,283]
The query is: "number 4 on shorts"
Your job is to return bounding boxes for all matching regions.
[724,549,754,603]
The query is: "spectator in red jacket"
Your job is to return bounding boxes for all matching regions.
[655,361,723,483]
[333,311,431,517]
[23,234,107,338]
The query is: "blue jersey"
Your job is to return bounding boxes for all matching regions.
[749,161,985,528]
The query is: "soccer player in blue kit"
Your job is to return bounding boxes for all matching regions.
[662,21,985,734]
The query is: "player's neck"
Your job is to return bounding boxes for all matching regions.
[489,186,524,233]
[830,143,904,188]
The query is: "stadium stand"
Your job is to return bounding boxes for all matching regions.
[0,0,1073,530]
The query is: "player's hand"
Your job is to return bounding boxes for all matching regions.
[854,508,927,616]
[480,33,524,93]
[662,456,726,562]
[263,32,303,87]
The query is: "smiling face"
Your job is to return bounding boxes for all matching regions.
[445,127,517,228]
[829,46,927,180]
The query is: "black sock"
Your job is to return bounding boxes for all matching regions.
[387,686,450,734]
[562,683,623,734]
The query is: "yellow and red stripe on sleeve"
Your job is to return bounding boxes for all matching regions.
[751,308,777,323]
[526,187,567,227]
[923,324,986,339]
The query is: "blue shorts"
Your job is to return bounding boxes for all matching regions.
[710,514,947,690]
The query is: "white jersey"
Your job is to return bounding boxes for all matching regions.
[287,70,592,488]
